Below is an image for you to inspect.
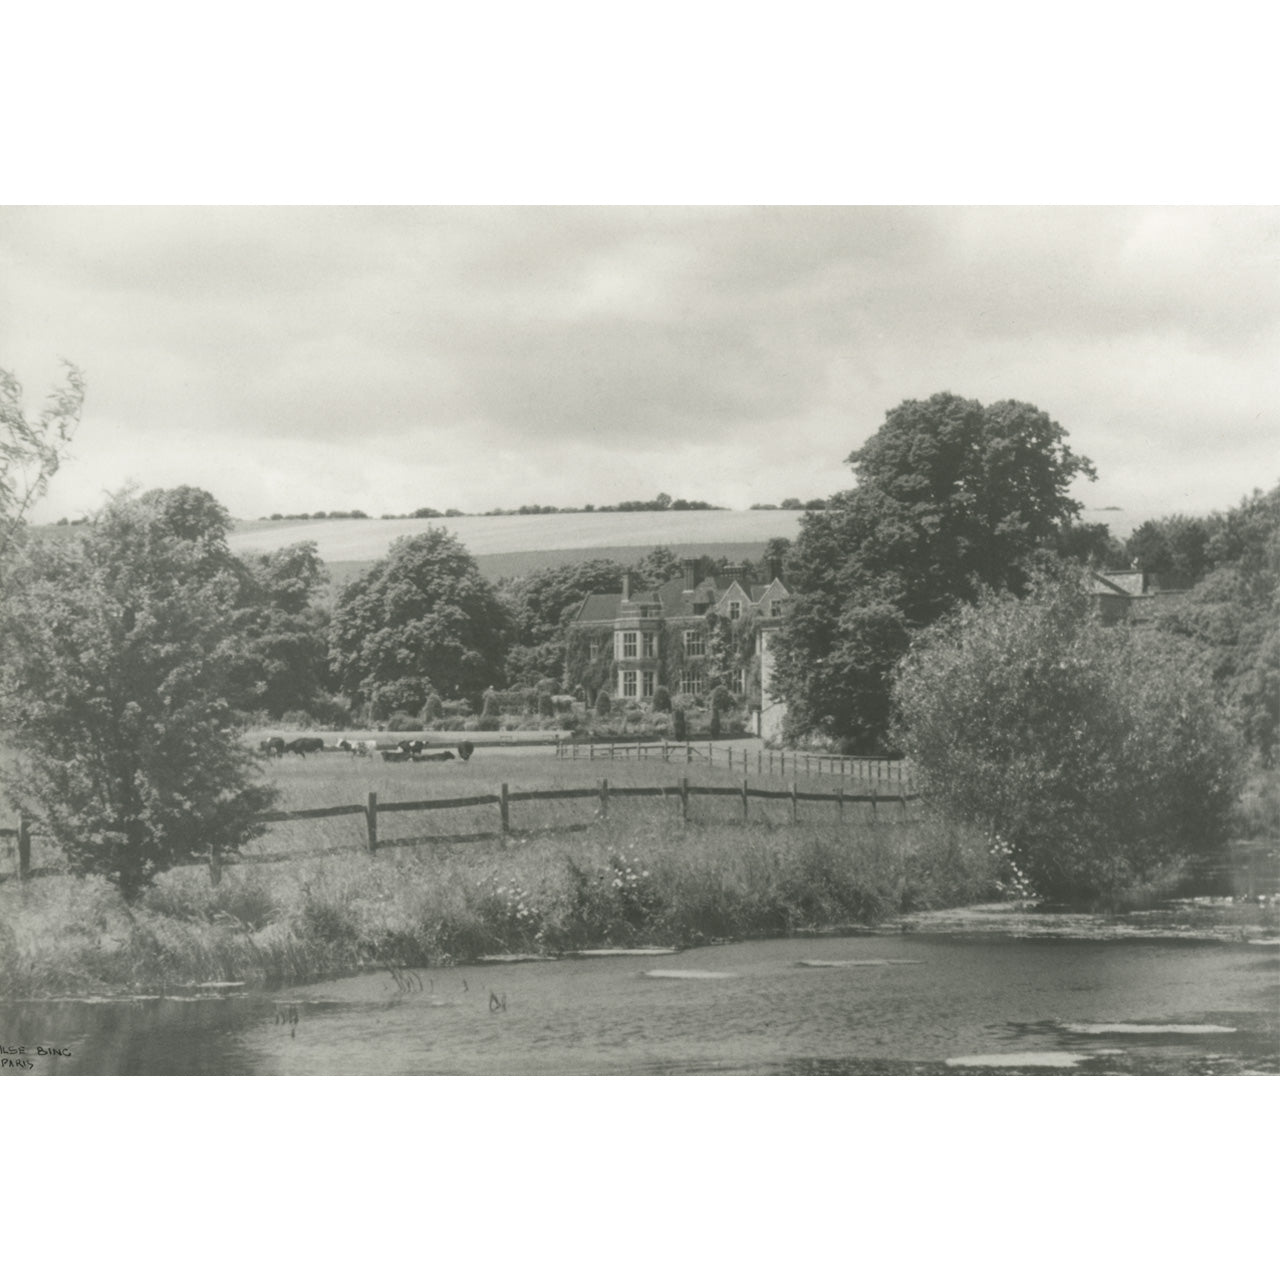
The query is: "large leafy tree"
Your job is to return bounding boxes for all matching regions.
[0,488,275,900]
[773,393,1096,749]
[500,558,626,686]
[229,541,332,719]
[330,527,509,713]
[1149,485,1280,764]
[1125,514,1214,583]
[893,571,1239,903]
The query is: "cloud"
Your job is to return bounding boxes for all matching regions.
[1,206,1275,525]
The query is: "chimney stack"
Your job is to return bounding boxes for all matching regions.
[682,557,698,591]
[622,571,631,602]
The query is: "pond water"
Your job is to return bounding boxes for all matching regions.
[4,905,1277,1075]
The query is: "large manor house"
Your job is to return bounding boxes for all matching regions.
[566,556,790,738]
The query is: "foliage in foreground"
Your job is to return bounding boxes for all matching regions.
[0,488,276,900]
[0,813,998,997]
[893,571,1241,903]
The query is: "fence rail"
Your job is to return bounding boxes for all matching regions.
[7,788,1275,897]
[555,737,914,786]
[1,776,921,885]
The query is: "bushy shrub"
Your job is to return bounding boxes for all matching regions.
[652,685,672,712]
[482,691,501,720]
[710,684,733,713]
[710,707,722,738]
[673,707,688,741]
[557,712,579,731]
[594,689,612,716]
[421,693,444,723]
[307,695,352,730]
[477,716,501,732]
[893,573,1241,903]
[387,712,423,732]
[538,692,554,716]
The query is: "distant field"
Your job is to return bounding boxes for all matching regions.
[226,509,805,564]
[327,541,786,586]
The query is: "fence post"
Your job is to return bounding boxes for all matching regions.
[790,781,798,824]
[589,740,595,761]
[741,777,749,821]
[500,782,510,836]
[662,738,669,763]
[728,747,733,771]
[17,815,31,881]
[685,741,692,765]
[600,777,609,820]
[365,791,378,855]
[208,849,222,886]
[837,785,844,823]
[870,778,878,823]
[680,776,689,822]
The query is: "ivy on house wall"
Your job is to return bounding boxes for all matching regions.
[566,610,765,710]
[565,625,616,702]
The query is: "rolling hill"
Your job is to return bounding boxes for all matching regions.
[226,510,806,582]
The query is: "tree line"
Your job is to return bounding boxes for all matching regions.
[261,492,726,523]
[2,367,1273,904]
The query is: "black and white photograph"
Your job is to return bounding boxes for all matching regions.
[5,10,1278,1277]
[2,204,1275,1079]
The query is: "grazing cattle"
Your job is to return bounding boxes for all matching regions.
[284,736,325,757]
[380,750,411,764]
[260,736,285,758]
[417,750,455,763]
[457,740,475,762]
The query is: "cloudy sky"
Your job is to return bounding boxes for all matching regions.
[3,205,1276,531]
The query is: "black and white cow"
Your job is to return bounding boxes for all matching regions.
[283,736,325,757]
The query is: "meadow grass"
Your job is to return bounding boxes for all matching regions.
[0,807,999,998]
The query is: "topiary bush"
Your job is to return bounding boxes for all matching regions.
[594,689,612,717]
[673,707,688,741]
[652,685,672,712]
[421,693,444,723]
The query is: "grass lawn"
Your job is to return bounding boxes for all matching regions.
[243,743,909,862]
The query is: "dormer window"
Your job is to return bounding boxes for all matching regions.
[728,600,742,620]
[770,600,783,617]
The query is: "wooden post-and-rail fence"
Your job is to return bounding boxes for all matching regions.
[1,777,921,886]
[555,738,913,788]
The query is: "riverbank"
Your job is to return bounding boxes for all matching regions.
[1,812,999,999]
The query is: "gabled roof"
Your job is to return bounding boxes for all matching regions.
[573,592,624,623]
[573,572,790,625]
